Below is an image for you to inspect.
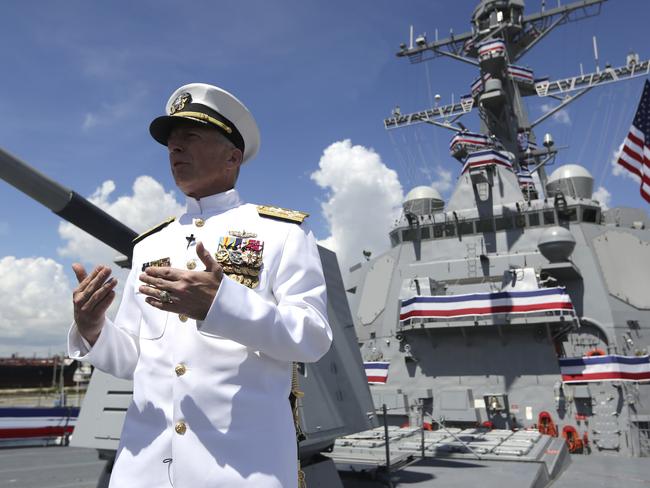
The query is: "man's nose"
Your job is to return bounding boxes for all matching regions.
[167,138,183,152]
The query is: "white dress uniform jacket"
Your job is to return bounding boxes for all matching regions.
[68,189,332,488]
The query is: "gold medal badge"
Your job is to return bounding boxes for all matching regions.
[216,235,264,288]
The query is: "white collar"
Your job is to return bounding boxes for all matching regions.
[184,188,242,215]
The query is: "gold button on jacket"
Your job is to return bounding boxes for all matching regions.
[175,364,187,376]
[186,260,197,270]
[178,314,188,322]
[194,218,205,227]
[175,421,187,435]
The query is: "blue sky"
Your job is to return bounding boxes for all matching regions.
[0,0,648,355]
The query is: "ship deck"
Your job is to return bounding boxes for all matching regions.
[0,446,105,488]
[1,445,649,488]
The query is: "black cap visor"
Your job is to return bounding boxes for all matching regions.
[149,103,244,151]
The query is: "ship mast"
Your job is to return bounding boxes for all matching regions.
[385,0,650,192]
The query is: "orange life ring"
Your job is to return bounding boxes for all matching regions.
[562,425,583,453]
[585,348,606,357]
[538,411,558,437]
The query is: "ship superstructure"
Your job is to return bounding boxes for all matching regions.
[332,0,650,482]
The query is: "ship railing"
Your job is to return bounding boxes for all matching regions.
[399,309,578,330]
[430,417,483,460]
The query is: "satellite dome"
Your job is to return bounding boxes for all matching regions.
[403,186,444,216]
[538,226,576,263]
[546,164,594,199]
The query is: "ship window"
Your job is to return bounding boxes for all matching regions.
[495,216,513,230]
[433,225,444,238]
[421,227,431,239]
[515,214,526,228]
[445,224,456,237]
[477,218,495,233]
[543,211,556,225]
[567,208,578,221]
[583,207,598,223]
[458,221,474,235]
[390,231,400,247]
[402,229,417,241]
[528,213,540,227]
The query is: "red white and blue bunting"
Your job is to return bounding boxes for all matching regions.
[508,65,534,84]
[559,355,650,383]
[364,361,390,384]
[478,39,507,60]
[399,287,574,322]
[449,132,493,155]
[461,149,514,174]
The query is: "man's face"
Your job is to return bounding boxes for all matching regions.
[167,123,242,198]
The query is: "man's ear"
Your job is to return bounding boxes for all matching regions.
[227,147,244,169]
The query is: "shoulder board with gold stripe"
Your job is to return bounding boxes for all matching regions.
[256,205,309,225]
[132,217,176,244]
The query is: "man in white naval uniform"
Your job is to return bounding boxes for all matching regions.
[68,83,332,487]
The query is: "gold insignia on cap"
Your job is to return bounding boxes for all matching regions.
[256,205,309,224]
[170,92,192,115]
[171,111,233,134]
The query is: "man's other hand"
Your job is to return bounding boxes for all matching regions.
[72,264,117,345]
[139,241,223,320]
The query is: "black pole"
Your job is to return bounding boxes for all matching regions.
[383,404,390,475]
[421,405,425,458]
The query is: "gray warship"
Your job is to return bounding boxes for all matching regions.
[327,0,650,486]
[2,0,650,487]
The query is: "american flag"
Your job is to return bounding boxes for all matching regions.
[617,80,650,203]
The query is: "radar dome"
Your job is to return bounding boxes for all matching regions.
[546,164,594,199]
[403,186,444,216]
[538,226,576,263]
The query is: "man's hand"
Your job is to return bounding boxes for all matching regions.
[139,242,223,320]
[72,264,117,346]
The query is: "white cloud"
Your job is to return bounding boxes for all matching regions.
[82,113,98,130]
[592,185,612,210]
[311,140,404,274]
[0,257,73,356]
[431,166,453,194]
[541,103,571,125]
[82,84,148,131]
[58,175,184,264]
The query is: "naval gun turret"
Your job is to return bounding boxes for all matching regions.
[0,146,377,487]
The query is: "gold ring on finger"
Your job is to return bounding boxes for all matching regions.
[159,290,174,303]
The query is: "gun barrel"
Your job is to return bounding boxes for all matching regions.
[0,146,137,259]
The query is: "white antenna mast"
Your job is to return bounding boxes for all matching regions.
[409,25,414,49]
[593,36,600,73]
